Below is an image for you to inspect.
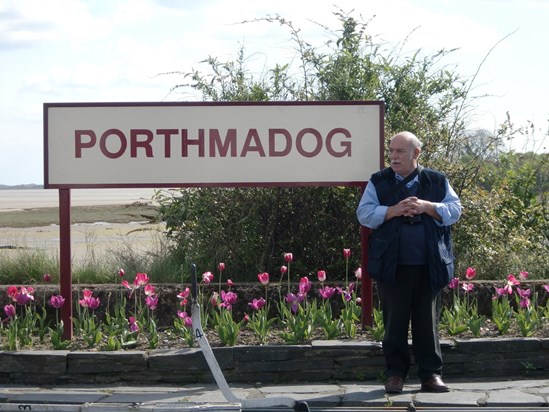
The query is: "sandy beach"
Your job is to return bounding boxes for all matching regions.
[0,188,157,210]
[0,188,166,263]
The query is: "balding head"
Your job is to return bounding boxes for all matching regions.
[388,131,422,177]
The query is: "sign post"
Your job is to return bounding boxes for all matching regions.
[44,101,384,338]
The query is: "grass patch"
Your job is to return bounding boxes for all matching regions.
[0,202,158,228]
[0,229,184,285]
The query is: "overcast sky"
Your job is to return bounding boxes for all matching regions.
[1,0,548,186]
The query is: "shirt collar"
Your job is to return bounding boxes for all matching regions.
[395,173,419,188]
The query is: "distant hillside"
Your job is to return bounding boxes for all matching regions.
[0,184,43,190]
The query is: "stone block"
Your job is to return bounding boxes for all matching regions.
[67,351,147,374]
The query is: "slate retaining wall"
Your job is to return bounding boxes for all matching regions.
[1,338,548,385]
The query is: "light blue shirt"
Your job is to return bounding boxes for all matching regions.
[356,173,462,229]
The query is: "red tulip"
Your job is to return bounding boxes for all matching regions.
[465,267,476,280]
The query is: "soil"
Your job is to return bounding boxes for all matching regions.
[20,316,549,353]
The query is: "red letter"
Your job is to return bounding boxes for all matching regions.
[99,129,127,159]
[326,128,352,157]
[182,129,205,157]
[296,128,322,158]
[157,129,178,158]
[269,129,292,157]
[75,130,96,158]
[209,129,237,157]
[240,129,266,157]
[130,129,154,158]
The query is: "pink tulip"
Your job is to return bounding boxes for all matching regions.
[117,268,125,277]
[544,285,549,293]
[354,267,362,280]
[517,288,531,299]
[448,277,459,290]
[178,288,190,299]
[218,262,225,271]
[317,270,326,282]
[258,272,270,285]
[4,304,16,318]
[15,291,34,306]
[144,284,156,296]
[248,297,266,311]
[519,271,529,280]
[146,295,158,310]
[10,286,35,306]
[220,290,238,310]
[49,295,65,309]
[43,273,52,282]
[503,274,520,294]
[133,272,149,287]
[177,288,191,306]
[318,286,336,299]
[129,316,139,332]
[285,292,305,313]
[280,266,288,275]
[227,279,234,288]
[284,253,293,263]
[202,271,214,284]
[461,282,474,293]
[494,286,508,296]
[177,311,193,328]
[210,292,220,307]
[343,249,351,258]
[79,289,100,309]
[299,277,311,295]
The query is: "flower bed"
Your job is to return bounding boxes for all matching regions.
[1,265,548,353]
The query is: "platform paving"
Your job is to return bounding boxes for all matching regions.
[0,377,547,411]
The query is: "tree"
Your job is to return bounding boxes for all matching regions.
[155,8,548,281]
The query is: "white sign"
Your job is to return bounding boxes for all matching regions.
[44,102,383,188]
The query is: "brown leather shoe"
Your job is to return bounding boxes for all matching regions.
[421,375,449,392]
[385,376,404,393]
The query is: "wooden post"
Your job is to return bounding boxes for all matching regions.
[59,188,73,340]
[360,225,373,327]
[359,183,373,327]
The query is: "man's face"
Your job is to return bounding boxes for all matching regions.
[389,135,418,177]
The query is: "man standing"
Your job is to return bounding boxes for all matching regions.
[356,131,461,393]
